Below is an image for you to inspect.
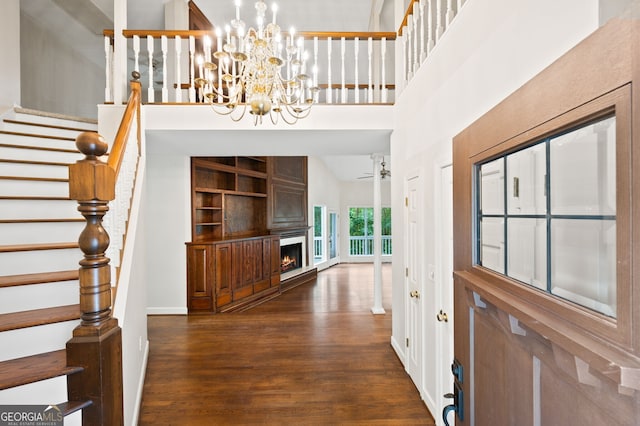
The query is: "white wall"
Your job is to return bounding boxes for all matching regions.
[20,13,103,119]
[307,156,342,271]
[0,0,20,109]
[144,150,191,314]
[390,0,600,400]
[340,180,391,263]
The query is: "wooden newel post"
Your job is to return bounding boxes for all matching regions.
[66,132,124,426]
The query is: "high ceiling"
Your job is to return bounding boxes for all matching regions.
[20,0,397,181]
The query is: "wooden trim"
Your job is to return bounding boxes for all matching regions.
[2,119,95,133]
[398,0,419,36]
[0,142,78,154]
[106,29,396,41]
[107,80,141,176]
[0,305,80,332]
[0,242,78,253]
[188,0,213,31]
[0,270,79,288]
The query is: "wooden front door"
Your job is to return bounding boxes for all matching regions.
[451,21,640,425]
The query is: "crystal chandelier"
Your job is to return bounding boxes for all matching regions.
[195,0,318,125]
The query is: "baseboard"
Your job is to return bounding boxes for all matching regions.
[146,307,188,315]
[130,340,149,426]
[390,335,406,366]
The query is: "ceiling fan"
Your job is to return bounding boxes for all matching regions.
[358,157,391,180]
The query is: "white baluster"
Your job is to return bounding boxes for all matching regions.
[133,35,140,75]
[147,35,154,103]
[189,36,196,103]
[354,37,359,104]
[367,37,373,104]
[381,38,387,103]
[327,37,332,104]
[427,0,435,52]
[437,0,444,39]
[419,0,426,63]
[458,0,464,10]
[175,35,182,102]
[104,36,112,103]
[412,2,419,74]
[447,0,455,24]
[406,19,413,81]
[161,35,168,102]
[340,37,346,103]
[313,37,319,103]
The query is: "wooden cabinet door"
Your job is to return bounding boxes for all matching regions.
[270,237,280,286]
[234,241,254,300]
[186,244,214,312]
[213,243,232,307]
[253,239,270,293]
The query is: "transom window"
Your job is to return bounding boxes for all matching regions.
[476,115,617,317]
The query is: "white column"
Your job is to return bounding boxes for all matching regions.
[371,153,385,315]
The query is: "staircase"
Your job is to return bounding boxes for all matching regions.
[0,108,98,423]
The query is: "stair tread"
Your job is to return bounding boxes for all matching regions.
[0,142,79,154]
[57,400,93,416]
[0,158,72,167]
[0,270,79,288]
[0,242,79,253]
[0,195,72,201]
[0,349,83,390]
[0,218,83,224]
[0,130,75,142]
[0,304,81,332]
[0,175,68,182]
[3,119,95,134]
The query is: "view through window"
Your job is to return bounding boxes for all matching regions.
[349,207,392,256]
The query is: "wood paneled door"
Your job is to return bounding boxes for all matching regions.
[452,20,640,425]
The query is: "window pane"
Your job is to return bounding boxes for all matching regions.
[550,116,616,215]
[349,208,365,236]
[507,143,546,215]
[507,218,546,290]
[480,217,504,274]
[481,158,504,215]
[551,219,616,317]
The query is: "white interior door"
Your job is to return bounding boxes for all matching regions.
[405,173,424,398]
[436,164,455,426]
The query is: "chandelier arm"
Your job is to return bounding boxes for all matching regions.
[229,103,248,122]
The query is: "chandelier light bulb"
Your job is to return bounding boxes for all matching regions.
[271,3,278,25]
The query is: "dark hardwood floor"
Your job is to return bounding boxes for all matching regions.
[139,263,435,425]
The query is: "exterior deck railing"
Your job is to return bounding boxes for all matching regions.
[349,235,392,256]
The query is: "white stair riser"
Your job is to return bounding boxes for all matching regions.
[0,321,79,363]
[0,376,68,404]
[0,162,68,179]
[1,122,93,139]
[0,146,84,164]
[13,111,97,131]
[0,133,77,151]
[0,281,79,315]
[0,222,84,245]
[0,199,79,220]
[0,249,81,276]
[0,179,68,197]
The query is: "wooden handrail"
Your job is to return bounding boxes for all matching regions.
[107,80,141,177]
[398,0,420,36]
[104,29,396,41]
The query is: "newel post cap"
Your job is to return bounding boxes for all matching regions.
[69,132,115,201]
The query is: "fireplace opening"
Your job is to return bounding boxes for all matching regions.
[281,242,303,274]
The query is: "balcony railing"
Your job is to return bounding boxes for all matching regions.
[103,0,468,106]
[350,235,392,256]
[104,30,396,106]
[314,236,323,259]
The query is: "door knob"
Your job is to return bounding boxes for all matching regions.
[437,309,448,322]
[410,290,420,298]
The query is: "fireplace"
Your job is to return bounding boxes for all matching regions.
[281,243,302,273]
[279,235,307,279]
